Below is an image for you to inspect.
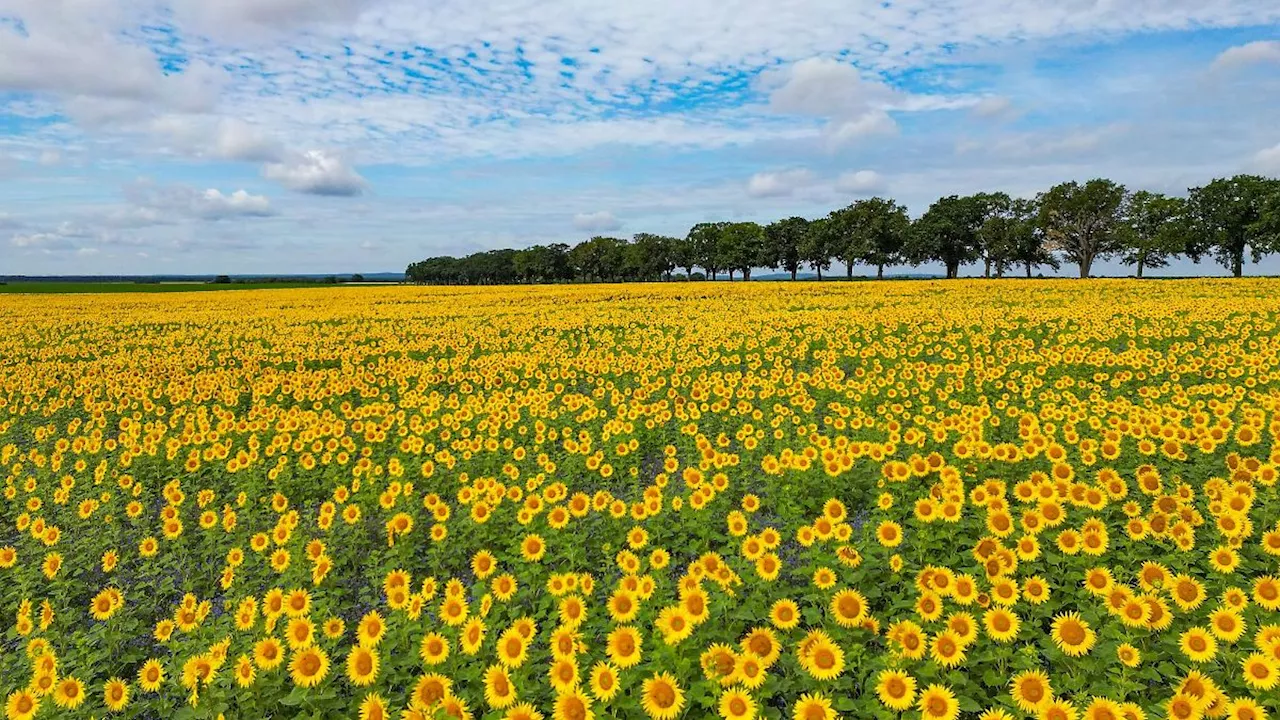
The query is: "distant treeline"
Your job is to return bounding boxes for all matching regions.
[407,174,1280,284]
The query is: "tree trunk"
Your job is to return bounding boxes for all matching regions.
[877,263,884,280]
[742,268,751,281]
[946,261,959,279]
[711,269,717,281]
[1079,255,1092,279]
[816,266,823,280]
[984,258,991,278]
[790,268,797,281]
[1136,258,1144,279]
[728,269,735,281]
[846,263,853,279]
[1026,262,1032,278]
[1233,252,1243,278]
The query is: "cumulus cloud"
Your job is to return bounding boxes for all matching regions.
[1211,41,1280,71]
[121,182,275,222]
[762,58,900,147]
[746,169,817,198]
[214,120,285,162]
[1254,143,1280,174]
[970,96,1018,120]
[263,150,367,196]
[572,211,621,232]
[835,170,887,195]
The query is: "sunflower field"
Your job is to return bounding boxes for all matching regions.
[3,279,1280,720]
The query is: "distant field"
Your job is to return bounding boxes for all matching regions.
[0,282,379,294]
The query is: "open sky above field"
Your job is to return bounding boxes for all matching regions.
[2,1,1280,276]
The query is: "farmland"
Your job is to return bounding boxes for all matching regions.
[2,280,1280,720]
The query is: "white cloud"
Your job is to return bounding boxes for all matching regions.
[1211,40,1280,71]
[747,169,817,198]
[956,124,1129,159]
[263,150,367,196]
[215,119,285,162]
[119,182,275,222]
[762,58,900,147]
[572,211,621,232]
[1254,143,1280,174]
[970,96,1017,120]
[835,170,887,195]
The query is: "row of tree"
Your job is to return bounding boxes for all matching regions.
[405,175,1280,284]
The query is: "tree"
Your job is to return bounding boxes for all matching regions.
[717,222,766,280]
[1122,192,1186,278]
[686,223,726,280]
[630,234,677,281]
[569,236,626,282]
[905,195,987,278]
[351,273,365,282]
[973,192,1013,278]
[846,197,910,279]
[669,235,699,279]
[799,218,833,280]
[825,206,861,279]
[514,244,571,283]
[1185,175,1280,277]
[1037,179,1128,278]
[988,198,1058,278]
[764,217,809,280]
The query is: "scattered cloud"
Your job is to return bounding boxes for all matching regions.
[970,96,1018,121]
[1255,142,1280,174]
[572,211,622,232]
[1211,40,1280,71]
[747,169,817,198]
[263,150,367,196]
[835,170,887,196]
[123,182,276,221]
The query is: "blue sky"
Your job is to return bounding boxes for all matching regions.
[2,0,1279,277]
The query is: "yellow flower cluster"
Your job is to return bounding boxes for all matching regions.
[1,279,1279,720]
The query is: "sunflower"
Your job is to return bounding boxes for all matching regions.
[1164,694,1200,720]
[346,646,379,687]
[286,617,315,650]
[719,688,756,720]
[607,590,639,623]
[770,599,800,630]
[1116,643,1141,668]
[1180,627,1217,663]
[359,693,389,720]
[357,611,386,648]
[234,655,256,687]
[461,618,487,655]
[877,520,903,547]
[917,684,959,720]
[137,659,165,692]
[497,628,529,668]
[930,630,967,668]
[1225,698,1266,720]
[656,606,693,645]
[521,534,546,562]
[102,677,129,712]
[792,693,836,720]
[484,665,518,709]
[733,652,767,689]
[1241,653,1279,690]
[288,646,330,688]
[1209,608,1246,643]
[741,627,781,667]
[254,637,285,670]
[589,662,620,702]
[421,632,451,666]
[983,607,1020,643]
[52,677,85,709]
[830,589,868,627]
[1051,612,1096,657]
[1010,670,1053,712]
[505,703,545,720]
[549,658,580,693]
[553,690,593,720]
[875,669,917,711]
[799,637,844,681]
[413,673,452,710]
[640,672,685,720]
